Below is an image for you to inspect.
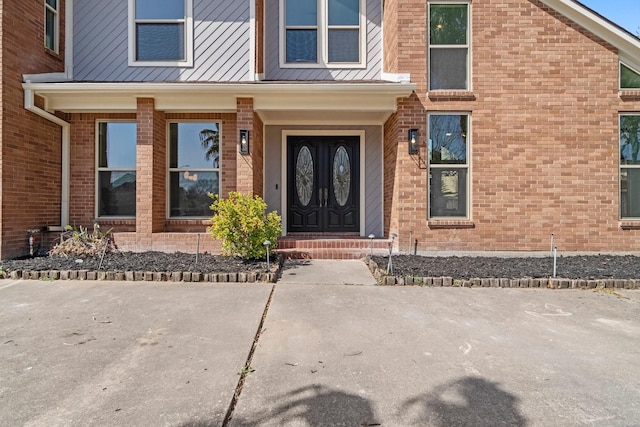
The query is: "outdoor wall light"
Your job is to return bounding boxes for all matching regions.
[408,129,419,155]
[239,129,250,155]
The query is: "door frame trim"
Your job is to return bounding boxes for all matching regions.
[281,130,366,236]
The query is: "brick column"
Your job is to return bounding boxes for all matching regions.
[136,98,166,250]
[236,98,255,194]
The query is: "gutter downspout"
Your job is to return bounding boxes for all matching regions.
[24,89,70,228]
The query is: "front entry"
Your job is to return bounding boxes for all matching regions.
[287,136,360,233]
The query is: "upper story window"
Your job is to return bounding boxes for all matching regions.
[45,0,59,52]
[621,63,640,89]
[281,0,366,68]
[428,2,470,91]
[128,0,193,67]
[97,122,137,218]
[169,122,220,218]
[428,113,470,219]
[620,114,640,219]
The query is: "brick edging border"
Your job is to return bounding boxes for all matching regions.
[3,257,284,283]
[365,258,640,289]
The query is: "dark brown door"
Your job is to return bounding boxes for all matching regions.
[287,136,359,233]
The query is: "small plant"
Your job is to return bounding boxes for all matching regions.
[209,192,282,260]
[50,222,115,257]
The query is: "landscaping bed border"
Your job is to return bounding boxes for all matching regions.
[366,258,640,289]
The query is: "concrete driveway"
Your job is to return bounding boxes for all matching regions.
[1,278,639,426]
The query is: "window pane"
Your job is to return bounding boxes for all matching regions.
[328,29,359,62]
[98,172,136,217]
[286,30,317,63]
[46,0,57,9]
[136,0,184,20]
[430,4,468,45]
[430,168,467,217]
[621,64,640,89]
[45,9,56,50]
[621,169,640,218]
[328,0,359,26]
[429,115,468,164]
[170,171,219,217]
[98,123,137,169]
[169,123,220,169]
[430,48,467,90]
[286,0,317,26]
[136,23,185,61]
[621,115,640,166]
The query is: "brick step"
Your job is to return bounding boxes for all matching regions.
[277,238,391,250]
[276,247,389,260]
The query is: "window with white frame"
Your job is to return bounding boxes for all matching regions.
[282,0,365,67]
[97,122,137,217]
[620,114,640,219]
[45,0,59,52]
[621,63,640,89]
[428,2,469,90]
[428,114,469,218]
[129,0,193,66]
[169,122,220,217]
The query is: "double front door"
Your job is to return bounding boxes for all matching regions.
[287,136,360,233]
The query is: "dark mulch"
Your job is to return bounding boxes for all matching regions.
[372,255,640,280]
[1,252,277,274]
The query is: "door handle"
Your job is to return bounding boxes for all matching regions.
[319,188,323,207]
[324,188,328,207]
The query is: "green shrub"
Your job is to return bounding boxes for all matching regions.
[209,192,282,260]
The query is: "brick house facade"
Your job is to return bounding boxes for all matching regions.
[0,0,638,258]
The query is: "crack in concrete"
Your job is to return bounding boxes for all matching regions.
[222,284,276,426]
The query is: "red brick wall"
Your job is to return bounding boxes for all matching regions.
[382,0,398,74]
[383,0,640,252]
[0,0,67,258]
[252,111,264,198]
[236,98,254,194]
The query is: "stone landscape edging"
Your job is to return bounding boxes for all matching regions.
[365,258,640,289]
[3,257,284,283]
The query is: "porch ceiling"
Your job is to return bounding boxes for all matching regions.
[21,82,416,125]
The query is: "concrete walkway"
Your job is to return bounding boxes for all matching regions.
[2,278,640,426]
[278,259,377,286]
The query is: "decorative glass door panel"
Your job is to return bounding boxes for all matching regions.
[287,136,359,233]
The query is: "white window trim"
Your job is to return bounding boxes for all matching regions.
[620,113,640,220]
[128,0,194,67]
[166,120,222,219]
[44,0,59,53]
[427,112,472,220]
[279,0,367,69]
[620,61,640,90]
[428,1,472,92]
[95,120,137,220]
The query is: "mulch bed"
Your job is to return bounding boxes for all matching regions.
[1,252,282,283]
[369,255,640,289]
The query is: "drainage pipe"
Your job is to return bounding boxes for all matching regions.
[23,89,70,228]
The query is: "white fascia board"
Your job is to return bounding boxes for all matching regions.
[540,0,640,70]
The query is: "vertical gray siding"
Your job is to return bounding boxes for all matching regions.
[264,0,382,81]
[264,125,383,236]
[74,0,251,82]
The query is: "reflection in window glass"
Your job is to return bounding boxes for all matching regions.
[621,115,640,218]
[328,29,359,63]
[286,30,318,63]
[621,64,640,89]
[134,0,187,62]
[429,114,469,218]
[97,123,137,217]
[429,3,469,90]
[136,0,184,20]
[169,122,220,217]
[286,0,317,26]
[45,0,58,51]
[328,0,359,26]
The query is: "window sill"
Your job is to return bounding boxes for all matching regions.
[45,48,62,61]
[96,219,136,225]
[428,91,476,101]
[428,219,475,229]
[619,220,640,230]
[619,90,640,100]
[166,219,212,225]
